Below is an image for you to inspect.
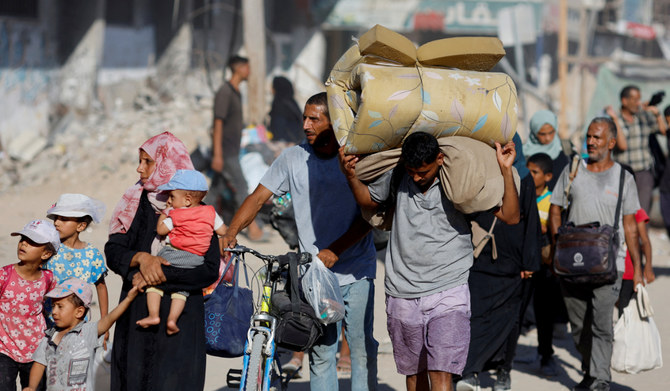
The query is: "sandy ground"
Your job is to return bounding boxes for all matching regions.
[2,153,670,391]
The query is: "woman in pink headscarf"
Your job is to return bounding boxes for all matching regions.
[105,132,219,391]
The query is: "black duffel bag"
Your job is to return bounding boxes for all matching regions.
[270,253,323,351]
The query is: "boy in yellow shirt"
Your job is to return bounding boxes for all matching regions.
[527,153,553,236]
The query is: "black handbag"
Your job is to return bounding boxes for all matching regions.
[553,164,625,284]
[270,253,323,351]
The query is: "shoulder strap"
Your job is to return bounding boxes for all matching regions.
[487,217,497,235]
[287,253,301,313]
[562,154,582,221]
[488,217,498,260]
[613,165,626,232]
[563,154,581,203]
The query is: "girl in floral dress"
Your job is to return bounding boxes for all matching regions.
[0,219,59,390]
[44,194,109,345]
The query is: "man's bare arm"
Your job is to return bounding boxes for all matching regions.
[211,118,224,172]
[338,147,379,210]
[549,204,562,244]
[606,105,627,151]
[318,215,373,267]
[623,213,643,290]
[493,142,520,225]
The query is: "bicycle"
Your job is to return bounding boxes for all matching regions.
[224,245,312,391]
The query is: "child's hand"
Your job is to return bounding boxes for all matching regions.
[126,285,140,300]
[103,331,110,350]
[23,388,35,391]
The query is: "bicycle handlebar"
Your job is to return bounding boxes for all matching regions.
[224,245,312,267]
[224,245,277,262]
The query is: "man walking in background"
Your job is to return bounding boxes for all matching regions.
[209,55,263,239]
[550,117,643,391]
[609,85,666,213]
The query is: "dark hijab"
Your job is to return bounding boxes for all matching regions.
[513,133,530,179]
[269,76,304,144]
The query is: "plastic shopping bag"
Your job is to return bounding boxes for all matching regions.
[91,342,112,391]
[301,257,345,325]
[611,284,663,374]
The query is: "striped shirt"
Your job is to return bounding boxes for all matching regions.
[613,110,660,171]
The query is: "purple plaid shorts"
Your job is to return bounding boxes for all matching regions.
[386,284,471,376]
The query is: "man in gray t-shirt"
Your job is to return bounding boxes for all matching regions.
[341,132,520,391]
[549,117,642,391]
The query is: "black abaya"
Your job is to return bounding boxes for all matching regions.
[105,191,220,391]
[463,174,541,375]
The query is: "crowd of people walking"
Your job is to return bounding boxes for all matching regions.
[0,48,662,391]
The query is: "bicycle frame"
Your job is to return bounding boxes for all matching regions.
[226,246,299,391]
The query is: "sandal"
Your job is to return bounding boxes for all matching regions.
[282,357,303,379]
[336,355,351,373]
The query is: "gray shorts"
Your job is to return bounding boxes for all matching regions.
[157,245,204,269]
[386,284,471,376]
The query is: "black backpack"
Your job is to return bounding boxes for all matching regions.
[270,253,323,351]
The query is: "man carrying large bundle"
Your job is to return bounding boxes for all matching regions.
[340,132,520,391]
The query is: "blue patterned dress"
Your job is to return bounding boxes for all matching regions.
[44,243,108,324]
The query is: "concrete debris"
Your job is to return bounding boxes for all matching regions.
[7,132,48,162]
[133,88,160,111]
[0,74,214,193]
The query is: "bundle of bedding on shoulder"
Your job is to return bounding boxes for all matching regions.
[326,24,519,155]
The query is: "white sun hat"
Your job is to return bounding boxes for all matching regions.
[46,193,107,224]
[11,219,61,253]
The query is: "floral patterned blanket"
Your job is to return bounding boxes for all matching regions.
[326,26,518,154]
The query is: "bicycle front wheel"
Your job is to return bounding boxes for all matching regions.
[244,332,268,391]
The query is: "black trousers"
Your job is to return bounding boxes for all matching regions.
[0,353,44,391]
[533,265,568,360]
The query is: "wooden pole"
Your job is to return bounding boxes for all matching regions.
[242,0,266,125]
[577,5,588,132]
[558,0,569,140]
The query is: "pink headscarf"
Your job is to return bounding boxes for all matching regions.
[109,132,194,234]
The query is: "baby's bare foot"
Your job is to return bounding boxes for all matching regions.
[166,320,180,335]
[136,316,160,328]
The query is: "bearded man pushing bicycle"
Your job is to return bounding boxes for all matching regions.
[222,92,378,391]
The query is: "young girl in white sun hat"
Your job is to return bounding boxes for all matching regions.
[44,193,110,345]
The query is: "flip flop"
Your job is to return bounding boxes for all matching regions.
[337,356,351,373]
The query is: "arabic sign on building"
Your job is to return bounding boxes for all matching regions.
[325,0,545,34]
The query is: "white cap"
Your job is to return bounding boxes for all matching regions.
[11,219,61,252]
[47,193,106,224]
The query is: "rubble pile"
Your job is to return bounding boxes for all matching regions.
[0,82,214,194]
